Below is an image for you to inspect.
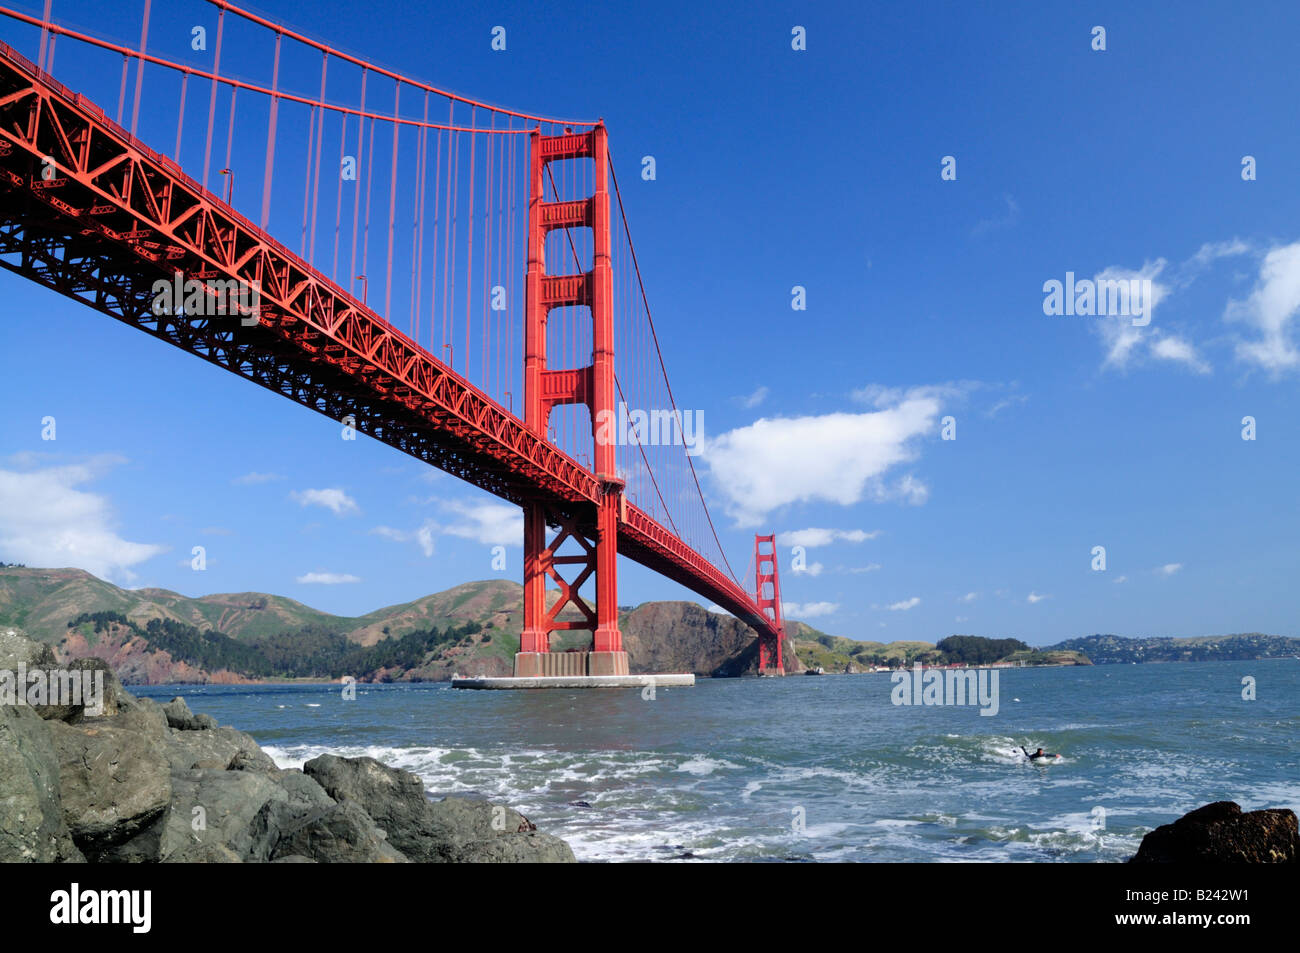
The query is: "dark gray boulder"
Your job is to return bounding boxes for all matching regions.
[0,704,84,862]
[1,630,131,722]
[1131,801,1299,863]
[161,724,279,774]
[423,797,576,863]
[303,753,575,863]
[159,768,291,862]
[48,718,172,860]
[0,626,55,669]
[246,770,336,862]
[270,800,409,863]
[163,696,218,731]
[0,627,576,864]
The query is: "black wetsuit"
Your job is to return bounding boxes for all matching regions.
[1022,747,1054,761]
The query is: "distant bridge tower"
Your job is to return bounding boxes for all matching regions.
[754,534,785,675]
[515,123,628,678]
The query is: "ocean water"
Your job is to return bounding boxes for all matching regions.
[136,660,1300,862]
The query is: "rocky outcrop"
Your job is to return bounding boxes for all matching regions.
[0,705,83,862]
[0,629,574,863]
[303,753,575,863]
[48,717,173,859]
[621,601,804,676]
[1130,801,1299,863]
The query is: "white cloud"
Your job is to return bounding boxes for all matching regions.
[776,527,880,548]
[1114,575,1128,584]
[985,393,1029,418]
[296,572,361,584]
[959,591,979,603]
[1091,260,1171,370]
[440,501,522,546]
[736,386,769,409]
[887,597,921,611]
[1156,563,1183,576]
[792,561,824,577]
[706,386,949,526]
[291,487,359,516]
[1226,241,1300,372]
[1188,239,1250,270]
[233,471,283,485]
[0,457,165,582]
[370,500,522,556]
[844,563,882,574]
[1150,335,1211,374]
[370,520,437,557]
[415,522,437,557]
[782,601,839,619]
[1027,591,1050,604]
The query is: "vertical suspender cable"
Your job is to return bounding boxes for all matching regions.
[349,68,367,288]
[331,114,347,283]
[464,106,476,379]
[384,84,400,321]
[36,0,51,72]
[129,0,151,138]
[308,52,328,265]
[174,71,187,162]
[201,8,224,191]
[259,29,282,231]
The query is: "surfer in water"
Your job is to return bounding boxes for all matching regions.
[1021,746,1058,761]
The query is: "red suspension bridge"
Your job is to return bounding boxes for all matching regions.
[0,0,786,676]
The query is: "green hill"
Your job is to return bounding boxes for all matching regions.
[1049,633,1300,663]
[0,567,795,683]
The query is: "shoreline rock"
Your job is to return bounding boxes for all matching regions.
[1130,801,1298,863]
[1,629,574,863]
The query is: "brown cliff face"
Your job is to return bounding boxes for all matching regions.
[621,602,804,676]
[58,625,256,686]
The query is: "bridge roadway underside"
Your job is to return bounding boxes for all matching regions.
[0,195,773,638]
[0,44,780,655]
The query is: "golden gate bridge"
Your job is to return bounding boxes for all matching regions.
[0,0,787,677]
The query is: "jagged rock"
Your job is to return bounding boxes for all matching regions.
[246,770,336,862]
[48,719,172,860]
[0,627,576,864]
[105,703,169,740]
[163,696,217,730]
[270,800,409,863]
[1131,801,1299,863]
[161,724,279,774]
[0,705,83,862]
[423,797,575,863]
[64,657,130,719]
[1,626,74,721]
[303,753,574,863]
[0,625,56,669]
[303,754,429,839]
[275,769,335,813]
[161,769,290,862]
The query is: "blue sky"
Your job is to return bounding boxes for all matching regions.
[3,0,1300,644]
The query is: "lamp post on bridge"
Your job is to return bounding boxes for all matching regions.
[218,168,234,205]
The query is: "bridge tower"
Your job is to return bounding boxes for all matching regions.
[515,123,628,678]
[754,534,786,675]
